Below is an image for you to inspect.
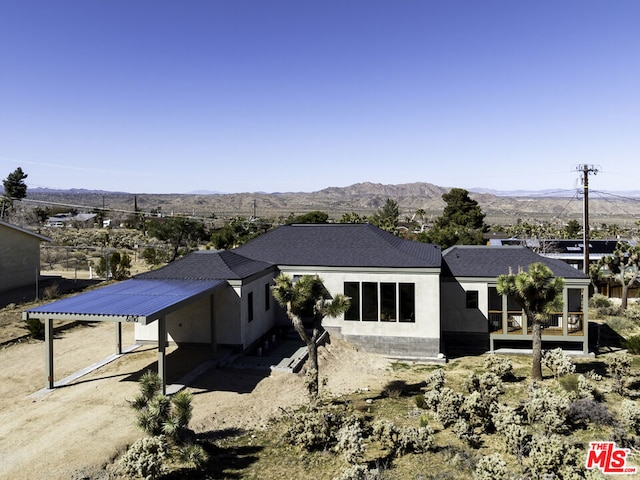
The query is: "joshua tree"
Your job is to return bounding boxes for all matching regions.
[271,274,350,400]
[497,263,564,381]
[602,242,640,310]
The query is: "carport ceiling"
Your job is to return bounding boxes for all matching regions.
[24,278,225,325]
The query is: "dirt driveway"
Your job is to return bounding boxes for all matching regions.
[0,322,390,479]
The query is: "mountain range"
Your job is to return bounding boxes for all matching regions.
[22,182,640,226]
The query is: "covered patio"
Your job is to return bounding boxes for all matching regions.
[23,278,225,394]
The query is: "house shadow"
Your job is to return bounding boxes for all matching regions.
[161,427,263,479]
[122,345,272,395]
[589,321,626,353]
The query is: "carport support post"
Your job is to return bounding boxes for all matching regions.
[158,316,167,395]
[210,294,217,359]
[45,318,54,389]
[115,322,122,355]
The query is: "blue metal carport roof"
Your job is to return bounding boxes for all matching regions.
[24,278,226,325]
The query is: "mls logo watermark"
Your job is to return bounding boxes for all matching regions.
[585,442,637,474]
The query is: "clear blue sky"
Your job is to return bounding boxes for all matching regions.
[1,1,638,194]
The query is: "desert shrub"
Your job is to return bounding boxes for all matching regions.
[576,374,600,400]
[174,443,209,470]
[371,420,433,456]
[590,293,613,310]
[625,302,640,322]
[523,385,570,434]
[619,400,640,434]
[414,394,427,409]
[484,354,514,379]
[502,423,529,462]
[567,398,615,427]
[381,379,406,399]
[527,434,580,479]
[462,391,492,430]
[372,419,400,452]
[334,464,382,480]
[605,353,632,394]
[452,418,480,448]
[424,368,446,390]
[474,453,509,480]
[464,372,504,404]
[118,435,168,480]
[284,409,343,451]
[335,418,366,464]
[491,404,528,460]
[542,348,576,380]
[24,318,44,339]
[491,403,522,433]
[396,425,434,454]
[623,334,640,354]
[585,370,603,382]
[43,283,60,300]
[590,294,621,316]
[433,387,464,428]
[142,247,170,266]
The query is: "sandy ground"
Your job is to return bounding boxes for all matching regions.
[0,322,391,480]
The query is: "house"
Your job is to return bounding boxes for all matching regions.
[0,219,51,293]
[234,223,443,358]
[441,245,590,354]
[24,223,591,392]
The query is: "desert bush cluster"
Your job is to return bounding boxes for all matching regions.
[117,371,208,479]
[274,350,640,479]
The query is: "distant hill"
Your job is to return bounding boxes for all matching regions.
[19,182,640,226]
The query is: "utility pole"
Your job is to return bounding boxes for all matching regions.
[577,164,599,274]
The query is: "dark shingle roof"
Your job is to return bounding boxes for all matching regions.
[136,250,274,280]
[442,246,588,279]
[233,224,441,268]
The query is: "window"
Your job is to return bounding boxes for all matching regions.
[399,283,415,322]
[264,283,270,311]
[466,290,479,309]
[381,283,396,321]
[362,282,378,321]
[248,292,254,322]
[343,281,415,323]
[344,282,360,321]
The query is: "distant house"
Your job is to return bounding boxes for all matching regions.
[0,219,51,293]
[441,245,590,354]
[46,212,97,228]
[489,238,627,271]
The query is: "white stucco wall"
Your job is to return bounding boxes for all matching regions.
[134,271,278,350]
[278,267,441,340]
[0,225,42,292]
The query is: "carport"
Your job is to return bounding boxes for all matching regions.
[23,278,225,394]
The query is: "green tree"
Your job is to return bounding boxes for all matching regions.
[602,242,640,310]
[564,219,581,238]
[271,274,350,401]
[338,212,368,224]
[146,217,208,261]
[497,263,565,381]
[370,198,400,234]
[1,167,28,218]
[421,188,487,249]
[97,251,132,280]
[289,210,329,224]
